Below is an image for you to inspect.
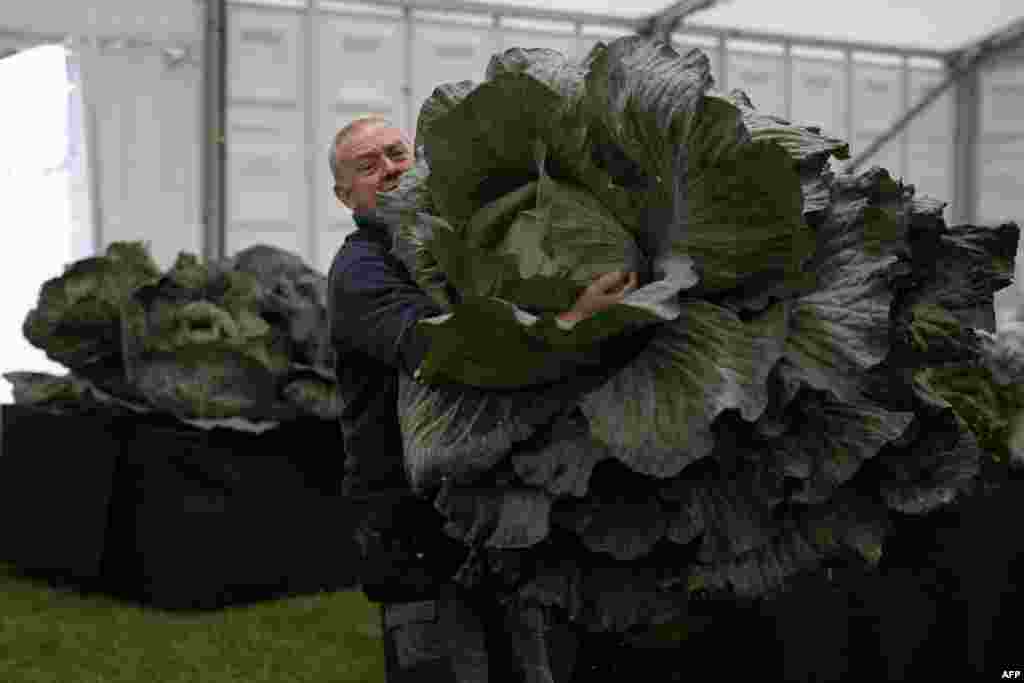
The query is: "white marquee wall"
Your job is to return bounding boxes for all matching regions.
[979,54,1024,227]
[75,41,204,271]
[221,0,975,277]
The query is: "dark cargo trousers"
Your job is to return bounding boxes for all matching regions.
[380,582,580,683]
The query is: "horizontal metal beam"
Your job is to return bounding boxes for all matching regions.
[241,0,643,31]
[685,21,949,60]
[0,27,67,44]
[0,26,199,51]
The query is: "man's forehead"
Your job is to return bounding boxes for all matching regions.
[338,123,410,159]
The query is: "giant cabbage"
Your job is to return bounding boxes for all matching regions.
[370,35,1019,672]
[15,243,340,422]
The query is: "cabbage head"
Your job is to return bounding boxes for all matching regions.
[120,252,293,420]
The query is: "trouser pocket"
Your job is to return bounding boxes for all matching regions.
[383,600,450,673]
[382,583,490,682]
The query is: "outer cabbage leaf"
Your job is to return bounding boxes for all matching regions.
[578,567,689,633]
[511,559,693,636]
[725,88,849,218]
[581,39,814,297]
[976,325,1024,466]
[977,323,1024,386]
[864,378,986,514]
[694,480,777,561]
[435,483,553,549]
[687,526,822,599]
[580,37,716,248]
[783,169,905,405]
[397,370,588,492]
[577,300,789,478]
[410,251,696,388]
[22,241,161,370]
[375,151,456,311]
[684,490,886,599]
[2,370,149,416]
[127,349,281,419]
[913,364,1019,465]
[410,295,607,389]
[476,47,652,239]
[908,302,967,354]
[766,388,914,504]
[725,89,850,172]
[659,471,777,559]
[901,212,1016,333]
[421,64,576,231]
[231,244,334,373]
[415,80,477,166]
[678,126,817,295]
[388,210,460,312]
[281,367,343,421]
[510,409,611,498]
[800,490,889,567]
[554,496,666,561]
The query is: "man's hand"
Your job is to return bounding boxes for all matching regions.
[558,270,639,325]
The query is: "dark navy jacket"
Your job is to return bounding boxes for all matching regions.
[327,209,464,602]
[327,209,444,497]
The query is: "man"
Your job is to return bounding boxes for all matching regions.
[326,115,638,682]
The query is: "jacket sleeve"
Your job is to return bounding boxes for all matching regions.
[330,246,444,378]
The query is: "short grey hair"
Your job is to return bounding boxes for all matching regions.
[328,115,397,189]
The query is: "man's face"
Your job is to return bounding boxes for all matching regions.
[333,123,413,213]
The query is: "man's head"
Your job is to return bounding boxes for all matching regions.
[329,115,414,214]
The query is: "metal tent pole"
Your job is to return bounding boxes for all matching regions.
[72,38,106,256]
[202,0,227,263]
[304,0,318,271]
[953,64,980,225]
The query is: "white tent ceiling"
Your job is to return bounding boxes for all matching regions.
[482,0,1022,52]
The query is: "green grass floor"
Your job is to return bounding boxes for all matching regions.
[0,562,386,683]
